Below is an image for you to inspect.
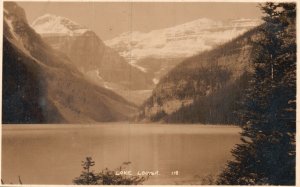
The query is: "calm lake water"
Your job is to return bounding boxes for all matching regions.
[2,124,241,184]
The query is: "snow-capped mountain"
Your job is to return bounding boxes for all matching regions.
[31,14,154,93]
[30,14,261,104]
[105,18,262,64]
[3,2,137,123]
[31,14,89,36]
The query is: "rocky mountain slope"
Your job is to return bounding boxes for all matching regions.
[3,2,137,124]
[31,14,154,91]
[138,27,260,124]
[106,18,261,83]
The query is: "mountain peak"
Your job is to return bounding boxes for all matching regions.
[31,14,89,36]
[105,17,262,61]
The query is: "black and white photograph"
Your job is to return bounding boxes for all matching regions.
[1,1,297,185]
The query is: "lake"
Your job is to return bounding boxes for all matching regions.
[2,124,241,184]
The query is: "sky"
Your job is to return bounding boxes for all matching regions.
[17,2,262,40]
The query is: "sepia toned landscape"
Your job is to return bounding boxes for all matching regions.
[2,1,296,185]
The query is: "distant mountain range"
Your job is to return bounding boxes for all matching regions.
[3,2,137,123]
[31,14,154,91]
[2,2,262,124]
[105,18,261,82]
[31,14,261,102]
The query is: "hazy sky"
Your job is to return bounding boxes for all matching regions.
[17,2,262,40]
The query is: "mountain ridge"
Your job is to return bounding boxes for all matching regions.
[138,27,259,124]
[105,18,261,62]
[31,13,89,36]
[105,17,261,84]
[3,2,137,123]
[31,14,154,92]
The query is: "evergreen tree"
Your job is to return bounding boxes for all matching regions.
[217,3,296,185]
[73,157,100,185]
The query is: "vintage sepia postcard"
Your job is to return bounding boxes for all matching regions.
[1,0,297,185]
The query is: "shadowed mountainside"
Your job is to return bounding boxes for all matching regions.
[3,2,137,124]
[139,27,260,124]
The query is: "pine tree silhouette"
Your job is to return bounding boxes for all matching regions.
[217,3,296,185]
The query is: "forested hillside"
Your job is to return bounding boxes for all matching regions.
[139,27,259,124]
